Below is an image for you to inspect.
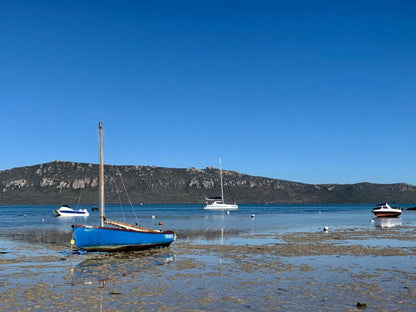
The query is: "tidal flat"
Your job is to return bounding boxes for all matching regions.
[1,227,415,311]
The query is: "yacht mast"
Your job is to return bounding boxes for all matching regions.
[99,121,105,227]
[219,157,224,204]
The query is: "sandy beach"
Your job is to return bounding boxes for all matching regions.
[1,225,415,311]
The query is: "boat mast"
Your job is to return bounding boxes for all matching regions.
[99,121,105,227]
[219,157,224,204]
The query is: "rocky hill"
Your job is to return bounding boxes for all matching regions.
[1,161,416,205]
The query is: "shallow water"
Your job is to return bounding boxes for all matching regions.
[2,203,416,246]
[1,204,416,311]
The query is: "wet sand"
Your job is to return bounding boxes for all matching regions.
[1,227,415,311]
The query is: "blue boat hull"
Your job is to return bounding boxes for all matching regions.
[72,225,175,251]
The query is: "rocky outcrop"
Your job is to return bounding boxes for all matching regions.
[1,161,416,205]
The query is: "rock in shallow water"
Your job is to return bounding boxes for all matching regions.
[356,302,367,309]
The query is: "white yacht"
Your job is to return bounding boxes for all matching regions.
[203,157,238,210]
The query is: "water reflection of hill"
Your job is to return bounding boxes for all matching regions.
[0,228,72,247]
[176,228,243,241]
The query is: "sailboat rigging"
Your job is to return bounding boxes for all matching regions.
[203,157,238,210]
[72,122,175,251]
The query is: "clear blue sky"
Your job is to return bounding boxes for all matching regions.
[1,1,415,185]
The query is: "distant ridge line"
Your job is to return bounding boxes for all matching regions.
[1,161,415,205]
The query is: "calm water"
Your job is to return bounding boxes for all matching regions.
[1,203,416,245]
[0,204,416,233]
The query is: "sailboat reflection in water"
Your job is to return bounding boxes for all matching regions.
[72,122,176,251]
[70,252,175,287]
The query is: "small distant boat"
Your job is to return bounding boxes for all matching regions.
[91,206,99,211]
[203,157,238,210]
[53,205,90,217]
[204,197,238,210]
[72,122,176,251]
[372,203,401,218]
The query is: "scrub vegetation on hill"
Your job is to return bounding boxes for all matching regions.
[1,161,415,205]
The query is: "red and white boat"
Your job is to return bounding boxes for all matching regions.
[372,203,401,218]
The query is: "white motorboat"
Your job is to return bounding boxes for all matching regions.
[203,157,238,210]
[53,205,89,217]
[372,203,401,218]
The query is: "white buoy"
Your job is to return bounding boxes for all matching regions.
[323,226,329,232]
[151,215,156,219]
[251,214,255,218]
[227,211,230,215]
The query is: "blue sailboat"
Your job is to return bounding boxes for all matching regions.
[72,122,175,251]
